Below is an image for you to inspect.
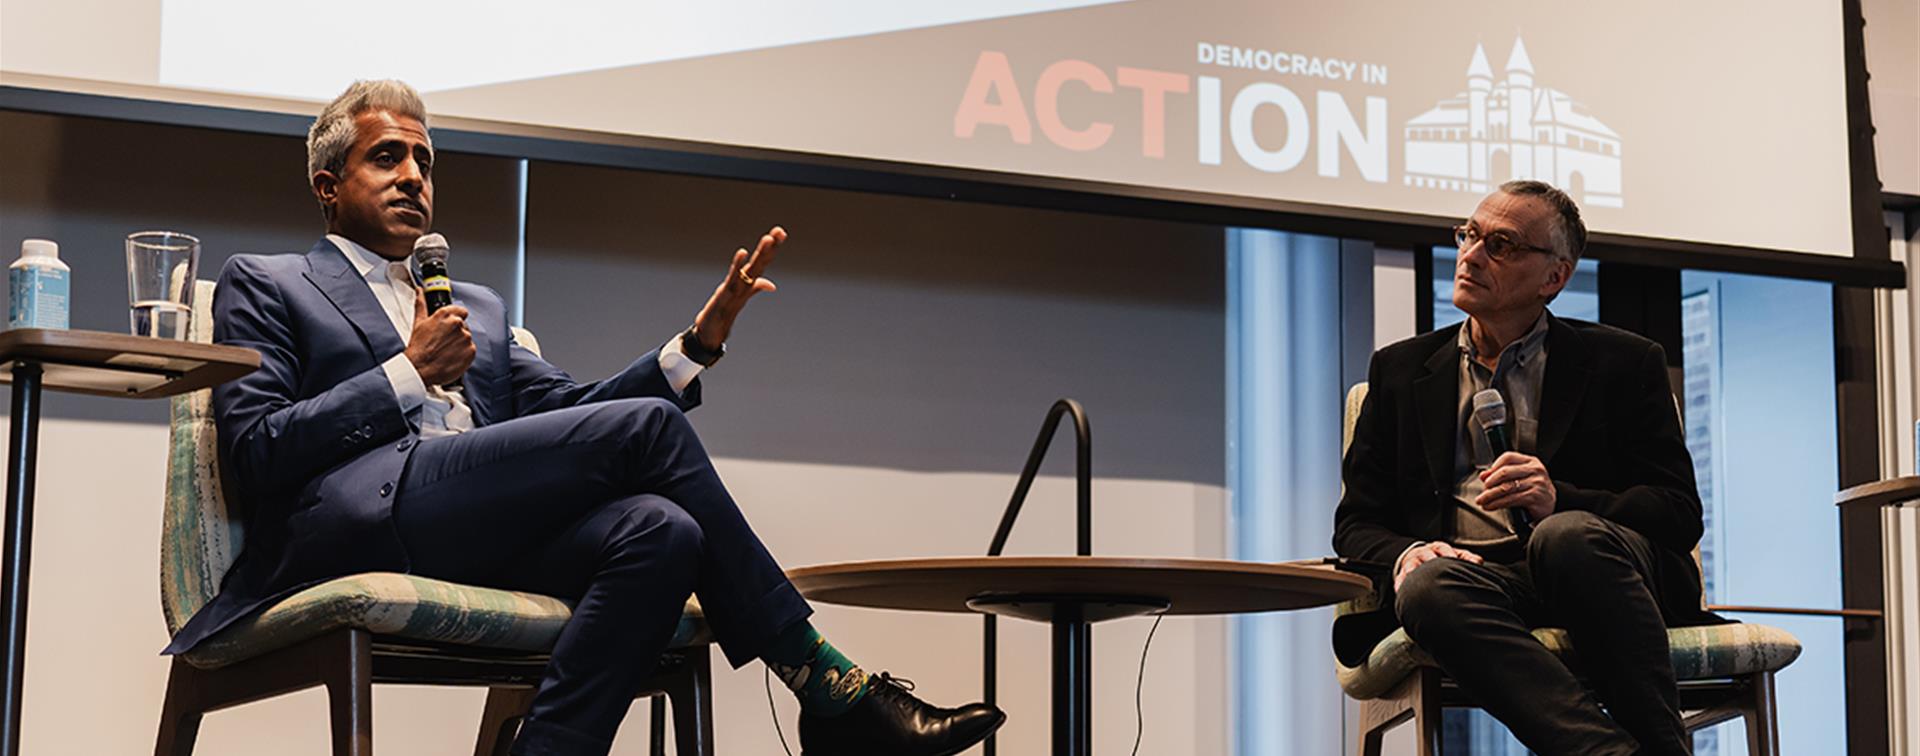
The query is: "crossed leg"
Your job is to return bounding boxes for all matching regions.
[1394,515,1671,754]
[392,397,811,753]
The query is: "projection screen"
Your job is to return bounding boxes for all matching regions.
[0,0,1874,264]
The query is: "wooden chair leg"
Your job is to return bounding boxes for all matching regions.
[154,658,206,756]
[155,630,375,755]
[664,646,715,756]
[1410,670,1441,756]
[475,686,536,756]
[324,631,375,756]
[1354,669,1440,756]
[1356,695,1407,756]
[1743,671,1780,756]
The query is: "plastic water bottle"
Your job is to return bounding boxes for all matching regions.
[9,239,70,330]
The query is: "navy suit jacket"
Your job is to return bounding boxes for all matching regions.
[164,239,700,654]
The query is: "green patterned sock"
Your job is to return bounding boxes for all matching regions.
[763,622,872,716]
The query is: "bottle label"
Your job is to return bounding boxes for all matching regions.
[10,267,69,330]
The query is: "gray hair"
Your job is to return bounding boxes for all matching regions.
[307,79,431,183]
[1498,179,1587,263]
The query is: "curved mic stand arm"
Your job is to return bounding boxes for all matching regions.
[981,398,1091,756]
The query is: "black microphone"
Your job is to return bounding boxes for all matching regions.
[412,233,453,313]
[1471,388,1511,456]
[1471,388,1530,528]
[410,233,462,389]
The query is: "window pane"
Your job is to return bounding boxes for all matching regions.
[1680,270,1843,754]
[1432,248,1598,330]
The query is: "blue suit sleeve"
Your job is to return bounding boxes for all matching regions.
[506,335,702,417]
[210,257,412,498]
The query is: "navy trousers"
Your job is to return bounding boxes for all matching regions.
[391,397,813,755]
[1393,511,1693,756]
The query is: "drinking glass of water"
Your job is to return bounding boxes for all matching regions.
[125,231,200,339]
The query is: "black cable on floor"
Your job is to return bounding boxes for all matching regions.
[766,666,796,756]
[1133,612,1165,756]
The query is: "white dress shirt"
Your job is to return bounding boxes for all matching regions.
[329,235,704,439]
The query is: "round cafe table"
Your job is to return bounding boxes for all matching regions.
[787,556,1370,756]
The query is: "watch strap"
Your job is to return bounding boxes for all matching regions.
[680,327,725,367]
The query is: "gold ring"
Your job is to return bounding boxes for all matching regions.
[737,269,756,288]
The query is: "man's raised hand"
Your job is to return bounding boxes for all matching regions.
[406,287,475,385]
[690,226,785,350]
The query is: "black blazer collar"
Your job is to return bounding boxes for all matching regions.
[1411,324,1464,492]
[1534,314,1592,464]
[1410,314,1591,490]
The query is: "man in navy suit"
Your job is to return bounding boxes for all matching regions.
[164,80,1003,756]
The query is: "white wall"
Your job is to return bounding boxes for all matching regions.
[1372,248,1417,351]
[1877,208,1920,755]
[1866,0,1920,196]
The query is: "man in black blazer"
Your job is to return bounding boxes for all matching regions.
[1334,181,1719,754]
[165,80,1003,756]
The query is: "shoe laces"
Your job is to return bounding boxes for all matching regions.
[869,671,927,708]
[872,671,916,692]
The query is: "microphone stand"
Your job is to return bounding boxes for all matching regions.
[981,399,1091,756]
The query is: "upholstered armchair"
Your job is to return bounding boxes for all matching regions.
[154,280,716,756]
[1335,382,1802,756]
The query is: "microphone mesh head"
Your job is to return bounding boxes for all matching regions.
[1471,388,1508,426]
[412,233,449,264]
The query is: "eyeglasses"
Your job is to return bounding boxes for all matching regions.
[1453,224,1556,262]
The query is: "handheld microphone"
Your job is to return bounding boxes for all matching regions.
[1471,388,1531,528]
[412,233,453,313]
[1471,388,1511,456]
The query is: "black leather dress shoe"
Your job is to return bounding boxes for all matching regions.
[798,673,1006,756]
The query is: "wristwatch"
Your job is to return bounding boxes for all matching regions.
[679,327,726,367]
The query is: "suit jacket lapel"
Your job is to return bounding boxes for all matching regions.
[301,239,407,363]
[458,289,500,427]
[1535,315,1591,465]
[1411,327,1462,493]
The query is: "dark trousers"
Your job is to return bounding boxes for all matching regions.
[1393,511,1693,755]
[391,397,813,756]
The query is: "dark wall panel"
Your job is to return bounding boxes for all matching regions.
[522,162,1226,482]
[0,110,523,421]
[0,110,1226,483]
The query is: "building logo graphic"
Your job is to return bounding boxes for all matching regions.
[1403,37,1623,207]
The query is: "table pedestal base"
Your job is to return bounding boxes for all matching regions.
[2,363,42,756]
[967,593,1169,756]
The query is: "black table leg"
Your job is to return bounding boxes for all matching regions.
[1,362,42,756]
[1051,604,1092,756]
